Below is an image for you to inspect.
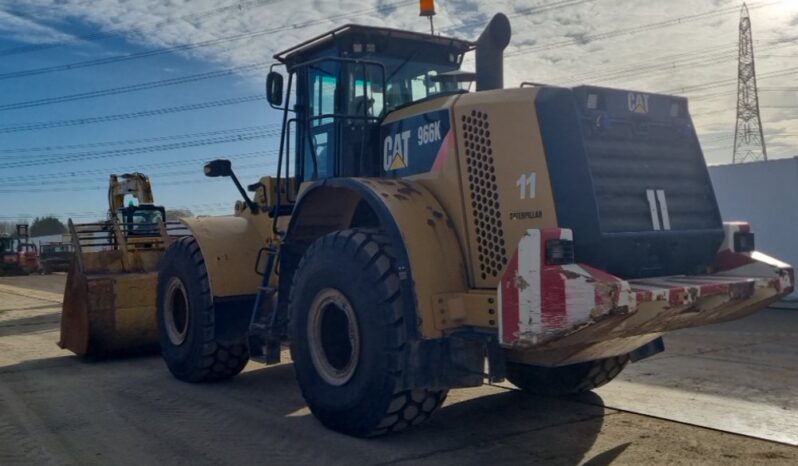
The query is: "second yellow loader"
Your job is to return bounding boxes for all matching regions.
[59,173,186,356]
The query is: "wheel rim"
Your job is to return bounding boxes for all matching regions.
[307,288,360,386]
[164,277,190,346]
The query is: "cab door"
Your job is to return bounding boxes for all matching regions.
[303,65,338,180]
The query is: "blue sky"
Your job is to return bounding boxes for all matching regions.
[1,0,797,224]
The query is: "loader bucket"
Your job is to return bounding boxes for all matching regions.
[59,258,160,356]
[59,219,186,357]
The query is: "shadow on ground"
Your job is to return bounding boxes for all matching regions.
[0,313,60,337]
[0,353,610,465]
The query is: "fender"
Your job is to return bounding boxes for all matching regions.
[284,177,469,339]
[180,215,266,299]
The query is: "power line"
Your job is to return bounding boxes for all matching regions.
[0,162,276,192]
[0,95,268,133]
[0,202,236,219]
[0,0,415,80]
[665,65,798,95]
[0,124,279,154]
[183,0,283,22]
[560,38,798,87]
[0,129,279,168]
[0,165,278,194]
[442,0,596,34]
[0,62,269,112]
[0,30,117,57]
[0,150,274,182]
[506,0,779,58]
[0,0,282,57]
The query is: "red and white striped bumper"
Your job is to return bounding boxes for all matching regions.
[498,227,794,349]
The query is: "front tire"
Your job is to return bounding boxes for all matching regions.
[289,229,447,437]
[506,355,629,396]
[157,237,249,382]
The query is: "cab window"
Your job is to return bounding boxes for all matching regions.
[305,65,338,179]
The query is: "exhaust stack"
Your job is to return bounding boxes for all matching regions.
[475,13,511,91]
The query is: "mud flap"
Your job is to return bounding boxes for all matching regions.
[401,333,504,390]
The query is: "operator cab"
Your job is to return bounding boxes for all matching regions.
[116,204,166,237]
[270,25,474,184]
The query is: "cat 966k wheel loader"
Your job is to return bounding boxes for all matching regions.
[154,13,793,437]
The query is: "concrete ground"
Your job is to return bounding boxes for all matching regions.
[0,274,796,465]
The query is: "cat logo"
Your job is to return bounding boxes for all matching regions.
[388,152,407,170]
[383,130,411,171]
[628,93,650,114]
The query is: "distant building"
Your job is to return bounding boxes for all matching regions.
[30,233,69,249]
[708,156,798,299]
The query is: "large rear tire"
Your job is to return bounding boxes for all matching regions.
[506,355,629,396]
[157,237,249,382]
[289,229,447,437]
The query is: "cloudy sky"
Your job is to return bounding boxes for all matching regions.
[0,0,797,222]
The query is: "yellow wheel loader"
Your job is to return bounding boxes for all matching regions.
[59,173,186,356]
[154,14,793,437]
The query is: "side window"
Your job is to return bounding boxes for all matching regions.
[353,79,384,117]
[305,67,337,179]
[410,70,440,101]
[310,72,336,126]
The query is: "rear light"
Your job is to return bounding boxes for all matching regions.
[546,239,574,265]
[733,231,755,253]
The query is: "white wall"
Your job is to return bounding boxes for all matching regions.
[30,233,68,248]
[708,157,798,298]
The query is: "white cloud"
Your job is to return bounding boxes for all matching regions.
[3,0,797,163]
[0,8,75,44]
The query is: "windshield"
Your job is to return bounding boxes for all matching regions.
[382,58,460,111]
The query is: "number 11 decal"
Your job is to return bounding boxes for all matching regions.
[516,172,537,200]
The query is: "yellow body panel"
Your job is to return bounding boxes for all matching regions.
[385,89,559,289]
[356,178,469,338]
[449,87,558,288]
[289,178,469,338]
[180,215,270,298]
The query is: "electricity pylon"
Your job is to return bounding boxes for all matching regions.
[733,2,767,163]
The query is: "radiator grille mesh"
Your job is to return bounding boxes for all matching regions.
[462,110,507,279]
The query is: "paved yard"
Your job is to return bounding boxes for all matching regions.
[0,274,795,465]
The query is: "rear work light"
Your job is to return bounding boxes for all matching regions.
[546,239,575,265]
[734,231,755,253]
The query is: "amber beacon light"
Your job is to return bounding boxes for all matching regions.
[419,0,436,16]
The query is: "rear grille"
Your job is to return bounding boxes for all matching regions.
[582,120,718,233]
[536,86,724,279]
[462,110,507,279]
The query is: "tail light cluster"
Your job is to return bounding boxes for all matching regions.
[546,239,575,265]
[733,231,755,253]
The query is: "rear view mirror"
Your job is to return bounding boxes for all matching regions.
[266,71,284,107]
[204,159,232,178]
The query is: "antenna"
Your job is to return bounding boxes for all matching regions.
[733,2,767,163]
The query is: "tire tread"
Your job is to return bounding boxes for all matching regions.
[507,355,630,396]
[159,237,248,383]
[289,229,446,437]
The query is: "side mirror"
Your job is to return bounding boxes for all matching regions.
[204,159,232,178]
[266,71,284,107]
